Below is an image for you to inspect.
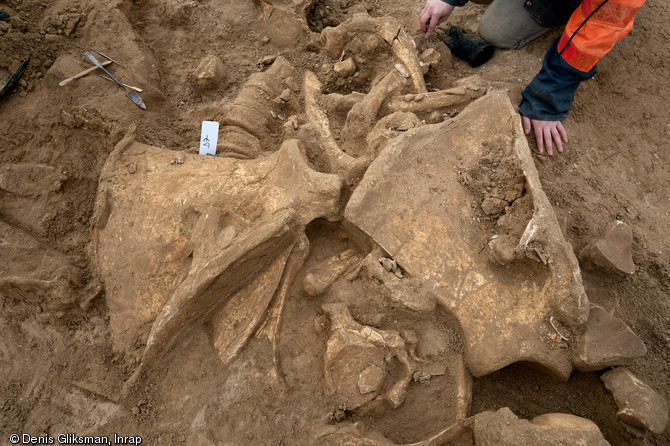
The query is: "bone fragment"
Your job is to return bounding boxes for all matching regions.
[381,75,486,115]
[324,327,386,410]
[210,231,295,366]
[377,17,427,94]
[345,91,588,380]
[394,63,410,78]
[217,56,299,157]
[323,303,416,410]
[341,68,409,157]
[321,12,426,93]
[303,248,363,296]
[142,208,297,367]
[334,57,357,77]
[96,132,345,376]
[454,355,473,420]
[320,13,379,58]
[419,48,441,74]
[324,91,366,114]
[409,418,475,446]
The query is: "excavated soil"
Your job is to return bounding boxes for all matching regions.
[1,0,669,445]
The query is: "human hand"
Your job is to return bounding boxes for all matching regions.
[420,0,455,38]
[522,115,568,156]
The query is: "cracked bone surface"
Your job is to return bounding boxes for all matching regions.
[216,56,300,159]
[320,12,439,158]
[376,16,427,94]
[379,75,487,116]
[345,91,589,380]
[323,303,416,410]
[93,130,344,369]
[316,407,610,445]
[340,67,410,157]
[321,12,427,95]
[254,232,310,381]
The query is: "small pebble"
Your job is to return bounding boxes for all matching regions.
[261,55,276,66]
[278,88,291,103]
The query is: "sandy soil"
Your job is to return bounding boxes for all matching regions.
[1,0,668,444]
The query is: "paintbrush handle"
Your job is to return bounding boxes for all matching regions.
[59,60,113,86]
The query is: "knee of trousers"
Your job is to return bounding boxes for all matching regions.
[478,15,525,49]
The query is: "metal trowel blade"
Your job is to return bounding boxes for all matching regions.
[1,58,29,97]
[127,90,146,109]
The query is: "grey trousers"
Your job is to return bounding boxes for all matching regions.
[478,0,550,49]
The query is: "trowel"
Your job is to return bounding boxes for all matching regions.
[0,58,29,97]
[84,51,146,109]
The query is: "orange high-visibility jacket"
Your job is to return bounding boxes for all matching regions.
[441,0,648,119]
[559,0,646,72]
[519,0,646,120]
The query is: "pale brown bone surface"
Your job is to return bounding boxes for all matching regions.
[216,56,300,158]
[345,91,588,380]
[340,68,410,157]
[254,232,310,381]
[323,303,417,410]
[376,16,427,94]
[93,131,344,365]
[319,12,439,157]
[380,75,486,115]
[303,70,370,184]
[315,407,610,445]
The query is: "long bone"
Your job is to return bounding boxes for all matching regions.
[304,71,370,185]
[303,248,363,297]
[381,75,487,115]
[376,16,428,94]
[321,13,428,95]
[255,232,310,382]
[340,68,410,157]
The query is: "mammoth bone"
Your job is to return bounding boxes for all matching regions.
[322,303,417,410]
[93,127,344,383]
[92,13,490,389]
[317,11,486,159]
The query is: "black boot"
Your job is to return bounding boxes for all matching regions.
[439,26,495,68]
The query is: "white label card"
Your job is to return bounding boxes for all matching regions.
[199,121,219,156]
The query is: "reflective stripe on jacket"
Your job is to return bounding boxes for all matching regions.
[441,0,646,120]
[558,0,645,72]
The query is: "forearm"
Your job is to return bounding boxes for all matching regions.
[442,0,468,6]
[519,39,595,121]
